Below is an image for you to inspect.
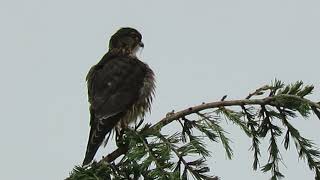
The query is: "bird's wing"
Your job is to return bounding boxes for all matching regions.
[83,55,146,166]
[87,55,146,121]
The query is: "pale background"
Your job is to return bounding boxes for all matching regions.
[1,0,320,179]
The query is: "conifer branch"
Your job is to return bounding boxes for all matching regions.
[99,94,320,165]
[67,80,320,180]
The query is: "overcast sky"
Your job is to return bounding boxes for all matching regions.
[1,0,320,179]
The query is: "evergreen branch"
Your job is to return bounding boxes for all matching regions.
[196,112,233,159]
[193,119,218,142]
[153,94,320,132]
[99,145,128,164]
[277,107,320,180]
[246,85,272,99]
[241,105,261,170]
[66,163,113,180]
[133,130,171,178]
[158,134,219,180]
[98,94,320,164]
[260,106,284,180]
[67,80,320,180]
[217,107,251,136]
[180,117,195,143]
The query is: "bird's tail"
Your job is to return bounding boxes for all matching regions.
[82,115,121,166]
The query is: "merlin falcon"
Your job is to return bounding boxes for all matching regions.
[82,27,155,166]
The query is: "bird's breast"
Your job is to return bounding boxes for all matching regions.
[117,63,155,130]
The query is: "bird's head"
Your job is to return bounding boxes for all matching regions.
[109,27,144,56]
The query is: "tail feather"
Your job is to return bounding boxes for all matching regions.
[82,114,122,166]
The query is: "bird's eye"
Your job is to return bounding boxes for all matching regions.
[128,32,141,42]
[130,35,139,41]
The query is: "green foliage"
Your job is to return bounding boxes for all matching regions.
[67,80,320,180]
[243,80,320,180]
[66,163,113,180]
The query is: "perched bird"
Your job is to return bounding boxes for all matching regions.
[82,27,155,166]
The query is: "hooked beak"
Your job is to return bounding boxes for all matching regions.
[139,41,144,48]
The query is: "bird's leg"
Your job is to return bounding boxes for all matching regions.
[135,118,144,130]
[115,128,122,147]
[116,127,127,148]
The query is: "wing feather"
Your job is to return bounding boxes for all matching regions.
[83,54,147,165]
[87,55,146,120]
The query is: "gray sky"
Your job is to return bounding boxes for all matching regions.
[1,0,320,179]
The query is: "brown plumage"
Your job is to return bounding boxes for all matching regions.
[82,27,155,166]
